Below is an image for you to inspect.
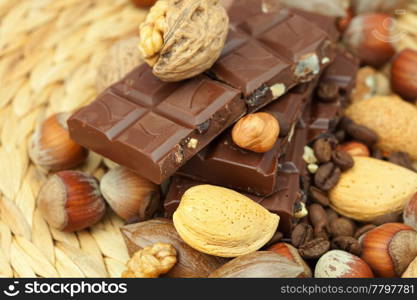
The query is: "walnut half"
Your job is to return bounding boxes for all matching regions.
[122,243,177,278]
[139,0,229,82]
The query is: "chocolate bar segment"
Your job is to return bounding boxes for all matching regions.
[210,8,335,111]
[178,82,315,196]
[68,65,244,184]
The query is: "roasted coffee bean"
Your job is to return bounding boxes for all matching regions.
[330,217,356,237]
[371,212,402,225]
[325,208,339,223]
[354,224,377,239]
[338,117,354,130]
[332,150,354,171]
[314,163,341,191]
[265,231,283,247]
[298,238,330,260]
[372,147,384,160]
[291,223,314,248]
[334,130,346,143]
[309,186,329,206]
[318,82,339,102]
[388,151,414,171]
[313,138,332,163]
[346,123,378,145]
[309,204,330,239]
[331,236,361,256]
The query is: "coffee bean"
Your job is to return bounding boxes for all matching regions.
[314,162,341,191]
[309,204,329,227]
[388,151,414,171]
[309,186,329,206]
[318,82,339,102]
[334,130,346,143]
[314,220,330,240]
[331,236,361,256]
[299,238,330,260]
[332,150,354,171]
[291,223,314,248]
[372,147,384,160]
[346,123,378,145]
[330,217,356,237]
[313,139,332,163]
[371,212,402,225]
[265,231,283,247]
[354,224,377,239]
[325,210,339,224]
[338,117,354,130]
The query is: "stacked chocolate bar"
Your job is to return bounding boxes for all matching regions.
[68,3,358,235]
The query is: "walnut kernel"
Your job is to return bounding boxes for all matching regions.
[122,243,177,278]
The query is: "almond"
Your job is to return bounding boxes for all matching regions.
[345,96,417,160]
[329,157,417,222]
[173,185,279,257]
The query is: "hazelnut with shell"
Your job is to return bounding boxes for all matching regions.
[29,113,88,172]
[138,0,229,82]
[100,166,161,222]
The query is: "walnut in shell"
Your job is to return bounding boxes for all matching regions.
[139,0,229,82]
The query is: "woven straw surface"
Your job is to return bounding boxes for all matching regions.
[0,0,417,278]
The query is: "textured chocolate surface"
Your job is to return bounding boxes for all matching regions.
[178,82,315,196]
[69,5,335,184]
[69,65,244,184]
[211,7,335,111]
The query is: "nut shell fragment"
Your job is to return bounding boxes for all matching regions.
[173,185,279,257]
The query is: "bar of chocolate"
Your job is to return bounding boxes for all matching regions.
[69,67,245,184]
[68,6,336,184]
[164,118,309,235]
[309,50,359,142]
[178,82,315,196]
[210,8,335,111]
[316,49,359,104]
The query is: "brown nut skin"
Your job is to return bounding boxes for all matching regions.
[29,113,88,172]
[100,166,161,221]
[361,223,417,277]
[404,192,417,230]
[139,0,229,82]
[232,112,280,153]
[315,250,374,278]
[121,218,226,278]
[267,243,312,277]
[343,13,396,68]
[208,251,303,278]
[338,142,370,157]
[391,49,417,102]
[37,171,106,232]
[131,0,157,7]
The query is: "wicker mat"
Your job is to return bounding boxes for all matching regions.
[0,0,417,278]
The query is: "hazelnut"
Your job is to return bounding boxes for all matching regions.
[139,0,229,81]
[315,250,374,278]
[402,257,417,278]
[29,113,88,172]
[232,112,280,153]
[130,0,157,8]
[361,223,417,277]
[338,142,370,157]
[267,242,312,277]
[37,171,106,232]
[100,166,161,221]
[343,13,396,67]
[403,192,417,230]
[391,49,417,102]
